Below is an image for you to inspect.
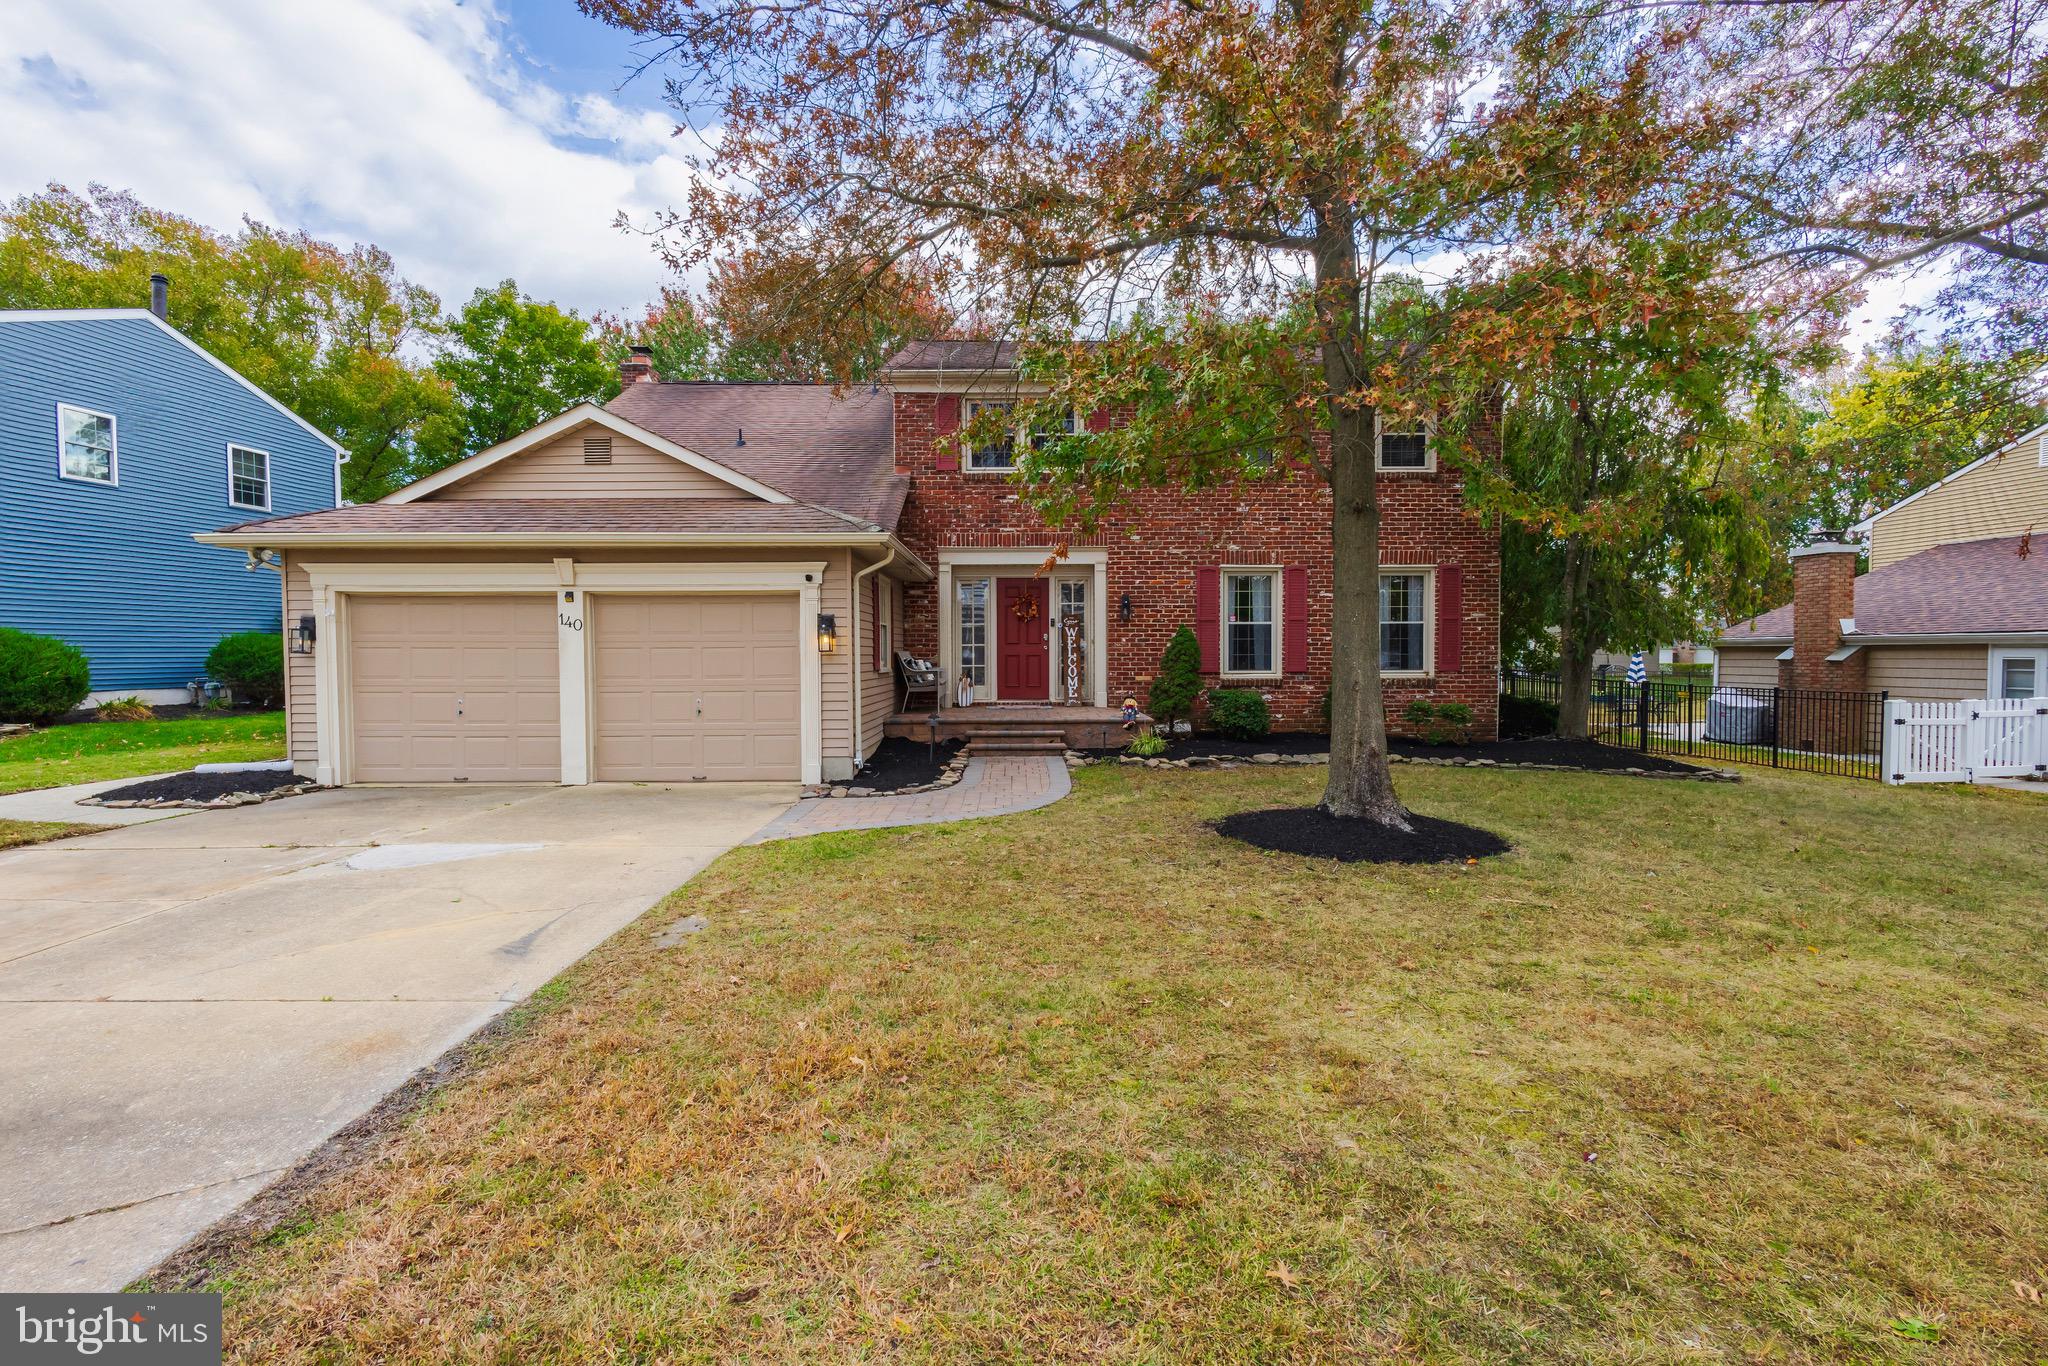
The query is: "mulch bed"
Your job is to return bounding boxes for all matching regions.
[1390,736,1705,774]
[1157,731,1335,759]
[1215,807,1513,865]
[55,702,274,726]
[85,769,313,808]
[854,736,966,790]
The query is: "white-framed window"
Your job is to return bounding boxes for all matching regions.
[1030,406,1079,452]
[1223,569,1279,676]
[1991,647,2045,700]
[876,578,892,672]
[957,577,991,687]
[965,400,1017,470]
[1376,414,1432,471]
[1380,570,1431,673]
[57,403,117,485]
[227,443,271,510]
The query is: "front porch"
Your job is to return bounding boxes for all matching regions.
[883,704,1143,752]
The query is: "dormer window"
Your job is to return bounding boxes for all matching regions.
[57,404,116,485]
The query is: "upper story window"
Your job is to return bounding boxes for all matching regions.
[1224,570,1277,675]
[965,400,1016,470]
[228,444,271,511]
[57,404,117,485]
[1030,406,1079,452]
[1376,415,1432,471]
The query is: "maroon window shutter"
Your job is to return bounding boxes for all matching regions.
[1086,406,1112,433]
[1434,564,1463,673]
[1194,566,1221,673]
[1283,565,1309,673]
[931,395,960,471]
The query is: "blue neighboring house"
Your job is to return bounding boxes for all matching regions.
[0,297,343,704]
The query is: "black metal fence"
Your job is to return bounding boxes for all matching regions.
[1501,670,1887,781]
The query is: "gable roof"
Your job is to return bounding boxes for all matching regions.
[607,381,905,529]
[388,403,792,506]
[0,308,345,456]
[883,339,1023,374]
[1851,421,2048,533]
[1721,534,2048,642]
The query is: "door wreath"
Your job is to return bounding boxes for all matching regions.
[1010,593,1041,623]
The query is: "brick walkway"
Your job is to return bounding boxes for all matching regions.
[747,756,1071,843]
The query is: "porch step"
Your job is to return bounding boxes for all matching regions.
[968,739,1070,755]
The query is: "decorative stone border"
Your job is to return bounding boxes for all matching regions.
[83,781,325,811]
[804,749,973,799]
[1069,749,1741,782]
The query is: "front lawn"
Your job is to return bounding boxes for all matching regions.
[0,712,285,794]
[0,818,106,849]
[198,766,2048,1362]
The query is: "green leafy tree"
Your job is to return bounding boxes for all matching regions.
[418,281,618,472]
[597,286,722,382]
[0,184,450,503]
[585,0,1729,825]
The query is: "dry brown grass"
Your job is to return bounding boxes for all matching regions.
[0,817,105,849]
[196,765,2048,1363]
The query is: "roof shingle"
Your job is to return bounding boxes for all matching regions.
[605,382,905,529]
[214,498,867,539]
[1723,534,2048,640]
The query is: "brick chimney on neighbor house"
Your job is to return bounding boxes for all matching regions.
[1783,539,1867,694]
[618,344,655,386]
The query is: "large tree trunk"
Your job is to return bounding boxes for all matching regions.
[1555,533,1597,739]
[1312,211,1409,828]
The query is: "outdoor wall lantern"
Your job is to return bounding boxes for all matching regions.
[1119,592,1133,623]
[289,614,317,655]
[817,613,839,653]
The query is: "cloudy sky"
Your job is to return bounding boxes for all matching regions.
[0,0,698,319]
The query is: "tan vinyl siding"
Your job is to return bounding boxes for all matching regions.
[1864,644,1990,701]
[284,555,316,763]
[1716,647,1780,687]
[278,546,860,774]
[855,571,898,763]
[1868,438,2048,568]
[435,428,754,500]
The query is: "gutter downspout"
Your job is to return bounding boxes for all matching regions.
[850,544,898,772]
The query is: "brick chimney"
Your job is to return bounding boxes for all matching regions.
[1786,539,1864,692]
[618,344,655,386]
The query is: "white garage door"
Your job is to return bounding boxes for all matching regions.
[592,594,801,781]
[349,595,561,782]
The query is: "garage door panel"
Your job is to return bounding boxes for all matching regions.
[349,595,560,783]
[591,592,800,782]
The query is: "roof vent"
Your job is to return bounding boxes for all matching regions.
[583,434,613,465]
[149,273,169,321]
[735,426,746,447]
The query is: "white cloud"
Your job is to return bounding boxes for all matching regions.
[0,0,702,318]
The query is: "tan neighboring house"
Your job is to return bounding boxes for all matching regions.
[1718,423,2048,703]
[199,366,927,787]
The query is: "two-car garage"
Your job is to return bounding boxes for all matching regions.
[341,590,803,785]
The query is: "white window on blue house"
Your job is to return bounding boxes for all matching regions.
[57,404,117,485]
[228,444,271,510]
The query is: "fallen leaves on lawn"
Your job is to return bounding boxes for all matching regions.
[1265,1262,1302,1290]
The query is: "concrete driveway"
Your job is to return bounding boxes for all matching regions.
[0,781,794,1292]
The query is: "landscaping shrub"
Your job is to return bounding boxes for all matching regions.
[0,628,91,724]
[1498,691,1559,740]
[1126,732,1168,757]
[1208,687,1272,740]
[96,695,155,722]
[1402,699,1475,745]
[206,631,284,708]
[1148,626,1203,731]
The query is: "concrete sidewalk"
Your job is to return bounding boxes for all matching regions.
[749,756,1071,842]
[0,781,793,1292]
[0,773,191,826]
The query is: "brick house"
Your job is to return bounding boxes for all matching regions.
[203,339,1501,789]
[883,341,1501,738]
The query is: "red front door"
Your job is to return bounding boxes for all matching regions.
[995,577,1049,698]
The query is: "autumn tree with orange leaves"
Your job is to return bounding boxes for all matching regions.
[584,0,1771,827]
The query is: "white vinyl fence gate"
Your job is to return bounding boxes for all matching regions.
[1883,698,2048,784]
